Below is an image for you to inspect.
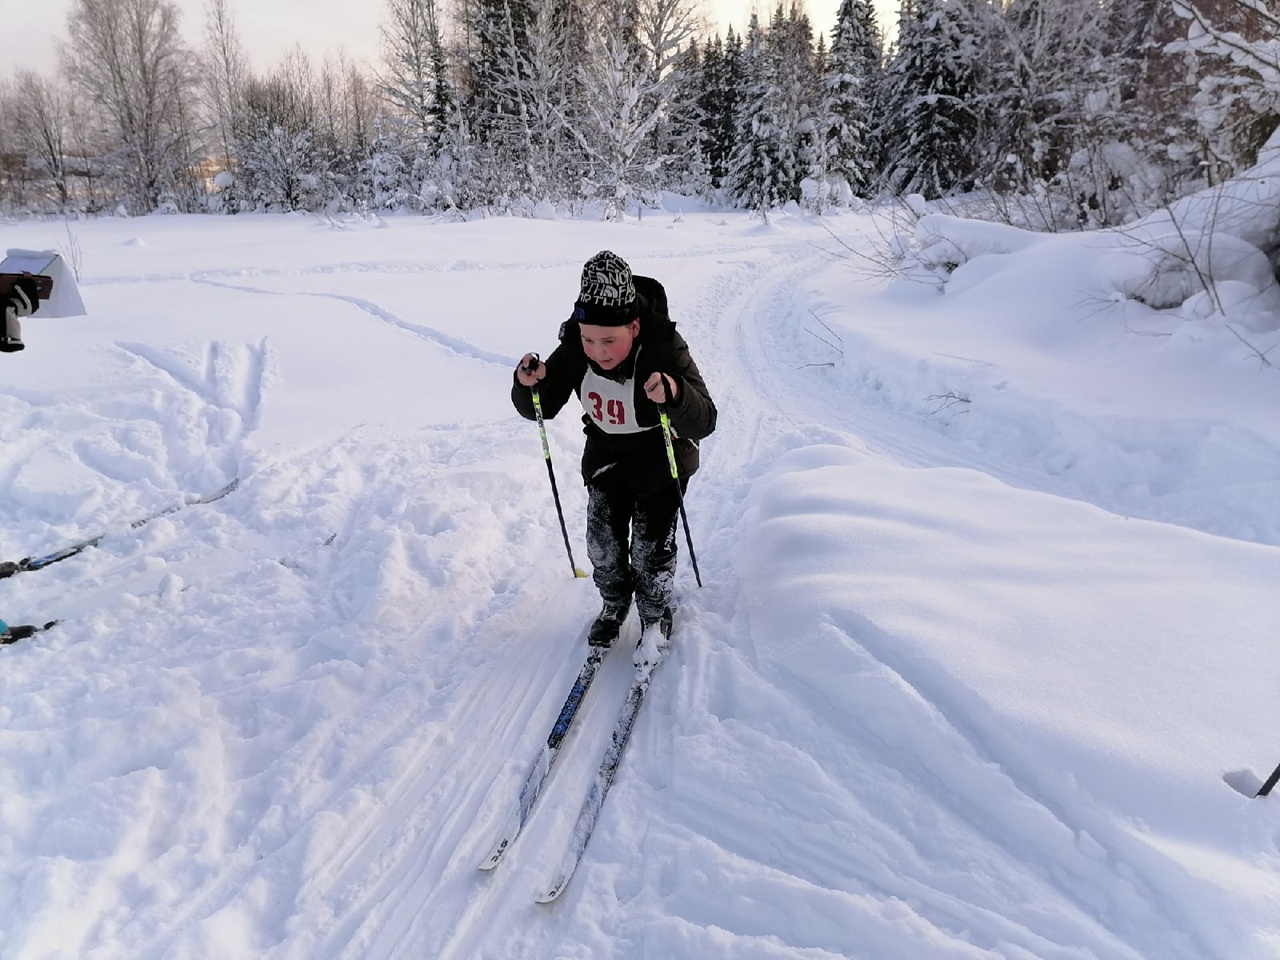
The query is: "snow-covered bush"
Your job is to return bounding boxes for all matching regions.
[908,126,1280,353]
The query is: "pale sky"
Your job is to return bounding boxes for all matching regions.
[3,0,899,79]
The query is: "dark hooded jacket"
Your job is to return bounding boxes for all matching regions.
[511,276,717,496]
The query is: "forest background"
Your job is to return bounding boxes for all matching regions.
[0,0,1277,230]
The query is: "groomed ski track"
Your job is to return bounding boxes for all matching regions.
[0,214,1267,960]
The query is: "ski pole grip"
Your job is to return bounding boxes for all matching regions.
[651,373,670,404]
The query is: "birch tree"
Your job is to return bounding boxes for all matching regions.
[235,51,322,211]
[573,0,661,214]
[62,0,199,212]
[379,0,453,144]
[201,0,248,173]
[9,71,74,210]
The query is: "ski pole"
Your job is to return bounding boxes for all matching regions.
[524,355,587,579]
[1258,761,1280,798]
[655,379,702,588]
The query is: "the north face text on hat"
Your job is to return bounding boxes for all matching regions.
[578,251,636,307]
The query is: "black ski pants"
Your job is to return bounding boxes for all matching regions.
[585,472,685,624]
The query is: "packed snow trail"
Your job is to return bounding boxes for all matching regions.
[0,212,1274,960]
[593,244,1231,960]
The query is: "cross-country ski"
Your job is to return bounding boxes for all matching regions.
[537,628,671,903]
[0,478,239,579]
[0,619,59,644]
[479,644,607,871]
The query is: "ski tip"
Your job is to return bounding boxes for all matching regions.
[478,841,509,871]
[537,861,580,903]
[178,476,240,508]
[536,879,567,904]
[573,568,589,579]
[206,476,241,499]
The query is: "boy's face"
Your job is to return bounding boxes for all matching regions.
[579,319,639,370]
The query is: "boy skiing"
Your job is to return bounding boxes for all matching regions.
[512,251,716,646]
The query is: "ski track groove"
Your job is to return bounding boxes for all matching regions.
[113,339,264,466]
[279,579,612,960]
[426,624,649,960]
[126,530,576,960]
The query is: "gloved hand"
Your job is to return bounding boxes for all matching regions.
[1,279,37,353]
[516,352,545,387]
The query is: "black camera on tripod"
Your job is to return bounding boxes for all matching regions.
[0,251,87,351]
[0,274,48,352]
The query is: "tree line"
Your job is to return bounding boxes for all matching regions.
[0,0,1275,228]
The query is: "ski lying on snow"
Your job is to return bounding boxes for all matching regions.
[479,644,608,870]
[537,635,670,904]
[0,478,240,579]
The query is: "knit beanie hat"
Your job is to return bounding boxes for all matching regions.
[573,250,637,326]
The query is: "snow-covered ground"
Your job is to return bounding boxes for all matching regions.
[0,198,1276,960]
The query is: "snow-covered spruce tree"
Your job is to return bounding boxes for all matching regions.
[430,104,493,212]
[364,117,411,210]
[818,0,882,204]
[967,0,1143,228]
[979,0,1084,188]
[725,14,776,214]
[455,0,591,209]
[62,0,201,213]
[662,41,715,200]
[696,35,724,188]
[697,29,744,190]
[726,6,820,214]
[878,0,981,200]
[804,30,833,211]
[375,0,464,210]
[772,4,822,207]
[464,0,530,136]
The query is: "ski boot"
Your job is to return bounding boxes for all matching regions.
[640,606,673,641]
[588,601,630,648]
[634,607,674,669]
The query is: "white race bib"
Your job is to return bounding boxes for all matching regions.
[580,357,653,435]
